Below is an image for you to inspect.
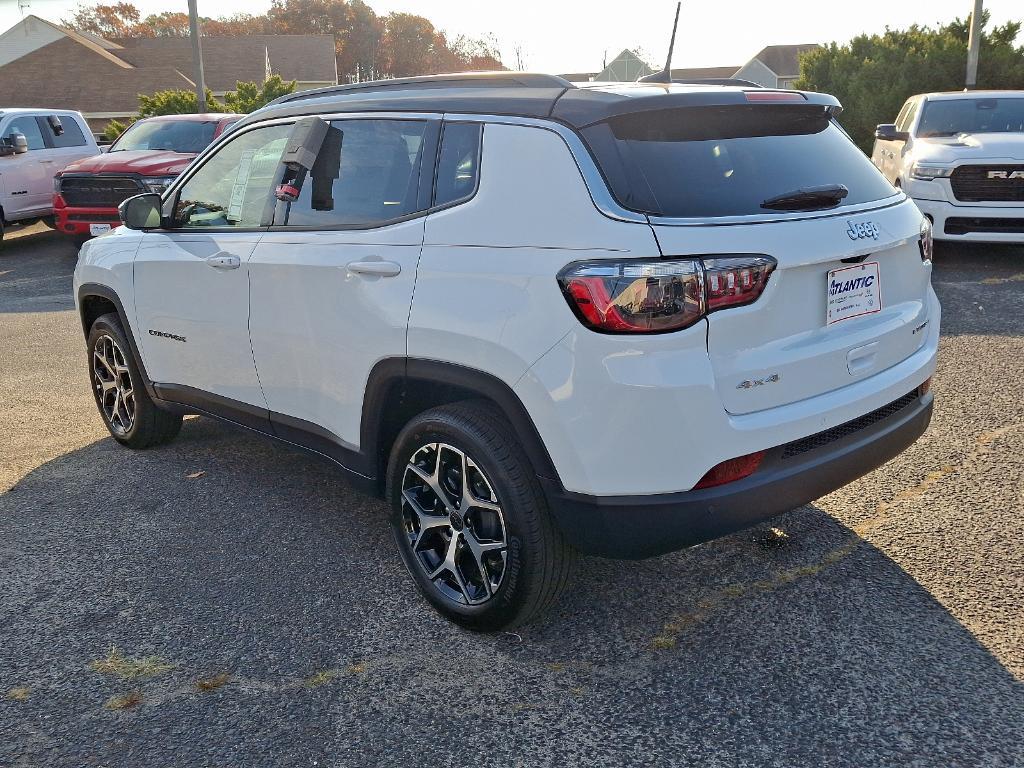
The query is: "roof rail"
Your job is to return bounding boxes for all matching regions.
[269,72,574,107]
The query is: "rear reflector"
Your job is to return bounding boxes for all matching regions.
[693,450,766,489]
[744,91,806,103]
[919,377,932,397]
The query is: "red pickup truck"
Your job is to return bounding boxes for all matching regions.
[54,113,239,240]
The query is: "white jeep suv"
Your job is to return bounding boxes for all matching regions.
[74,73,940,629]
[871,90,1024,242]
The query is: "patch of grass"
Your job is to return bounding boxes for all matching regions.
[345,662,366,675]
[304,669,339,688]
[195,673,231,692]
[104,690,142,710]
[651,635,676,651]
[89,647,173,680]
[6,686,30,701]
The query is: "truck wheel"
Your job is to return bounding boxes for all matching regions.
[386,401,575,631]
[87,313,182,448]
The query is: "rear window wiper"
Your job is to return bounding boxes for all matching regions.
[761,184,849,211]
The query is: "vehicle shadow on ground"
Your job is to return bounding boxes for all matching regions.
[2,415,1022,765]
[929,242,1024,339]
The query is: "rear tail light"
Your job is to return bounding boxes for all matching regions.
[693,450,766,489]
[918,217,933,262]
[558,255,776,334]
[703,256,776,311]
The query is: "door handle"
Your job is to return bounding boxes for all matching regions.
[346,260,401,277]
[206,253,241,270]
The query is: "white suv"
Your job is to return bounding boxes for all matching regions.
[74,74,940,629]
[871,90,1024,242]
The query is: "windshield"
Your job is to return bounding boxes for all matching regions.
[917,98,1024,137]
[111,119,217,153]
[583,105,896,218]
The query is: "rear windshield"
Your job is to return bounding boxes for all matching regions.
[110,119,218,154]
[583,105,896,218]
[917,98,1024,137]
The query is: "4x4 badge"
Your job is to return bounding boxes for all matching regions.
[846,221,880,241]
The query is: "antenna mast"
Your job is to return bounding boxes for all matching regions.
[638,2,682,83]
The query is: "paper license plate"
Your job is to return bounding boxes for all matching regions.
[89,223,112,236]
[826,261,881,325]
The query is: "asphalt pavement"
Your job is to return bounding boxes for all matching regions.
[1,222,1022,767]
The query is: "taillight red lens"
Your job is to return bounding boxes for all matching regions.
[703,256,776,312]
[559,255,776,334]
[693,450,766,489]
[558,259,705,333]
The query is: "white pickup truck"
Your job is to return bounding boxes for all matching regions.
[0,109,99,242]
[871,91,1024,242]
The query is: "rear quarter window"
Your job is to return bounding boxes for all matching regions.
[583,105,897,218]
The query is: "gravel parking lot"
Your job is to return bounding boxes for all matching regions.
[1,222,1022,767]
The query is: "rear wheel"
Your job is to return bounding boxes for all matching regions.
[87,313,182,448]
[386,402,575,631]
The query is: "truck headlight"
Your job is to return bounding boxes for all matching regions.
[142,176,177,194]
[910,164,953,181]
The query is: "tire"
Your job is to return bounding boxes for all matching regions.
[386,401,575,631]
[87,313,182,448]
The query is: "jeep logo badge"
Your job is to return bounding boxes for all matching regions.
[987,170,1024,180]
[846,221,880,241]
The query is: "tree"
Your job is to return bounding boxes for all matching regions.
[141,12,192,37]
[64,2,151,37]
[137,89,224,117]
[102,117,135,142]
[222,75,297,112]
[794,13,1024,152]
[202,14,269,36]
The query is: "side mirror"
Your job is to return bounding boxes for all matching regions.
[9,133,28,154]
[875,124,909,142]
[119,193,162,230]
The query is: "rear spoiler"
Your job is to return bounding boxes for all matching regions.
[553,89,843,128]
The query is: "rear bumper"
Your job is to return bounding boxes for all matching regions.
[542,390,933,559]
[912,197,1024,242]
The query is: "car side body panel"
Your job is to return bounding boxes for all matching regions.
[409,122,660,388]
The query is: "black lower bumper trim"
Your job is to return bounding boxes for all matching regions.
[542,392,933,560]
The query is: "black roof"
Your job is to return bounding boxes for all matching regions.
[234,71,842,132]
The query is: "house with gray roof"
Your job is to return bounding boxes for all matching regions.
[734,43,820,89]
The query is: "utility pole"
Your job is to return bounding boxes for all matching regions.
[187,0,208,112]
[965,0,983,90]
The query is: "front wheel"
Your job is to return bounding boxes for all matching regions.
[87,313,183,448]
[386,402,575,631]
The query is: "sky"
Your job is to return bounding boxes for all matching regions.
[1,0,1021,74]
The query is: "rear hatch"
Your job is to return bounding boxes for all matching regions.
[582,99,933,415]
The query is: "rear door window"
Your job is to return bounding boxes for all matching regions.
[583,105,897,218]
[41,115,89,148]
[277,119,431,228]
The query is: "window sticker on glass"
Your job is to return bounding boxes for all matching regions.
[227,149,256,222]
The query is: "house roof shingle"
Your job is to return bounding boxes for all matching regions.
[112,34,337,90]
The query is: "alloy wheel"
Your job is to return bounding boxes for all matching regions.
[401,442,508,605]
[93,334,135,436]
